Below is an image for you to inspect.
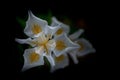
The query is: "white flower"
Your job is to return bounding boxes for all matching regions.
[51,16,79,56]
[51,17,95,72]
[68,29,96,64]
[15,11,79,71]
[50,17,80,72]
[22,47,44,71]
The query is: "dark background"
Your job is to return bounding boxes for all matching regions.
[5,0,97,79]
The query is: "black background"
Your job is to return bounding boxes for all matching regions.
[4,0,97,79]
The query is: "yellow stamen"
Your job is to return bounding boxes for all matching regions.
[56,40,66,50]
[47,34,52,40]
[30,33,53,55]
[32,24,42,34]
[38,34,50,55]
[56,28,63,35]
[29,52,40,63]
[55,55,65,62]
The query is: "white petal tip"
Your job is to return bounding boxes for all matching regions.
[15,38,22,44]
[74,60,79,64]
[92,48,96,53]
[28,10,33,16]
[28,10,35,19]
[52,16,57,20]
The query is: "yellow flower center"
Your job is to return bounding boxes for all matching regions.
[32,24,42,34]
[32,34,52,55]
[56,40,66,51]
[56,28,63,35]
[29,52,40,63]
[55,55,65,62]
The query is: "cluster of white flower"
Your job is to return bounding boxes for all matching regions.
[15,11,96,72]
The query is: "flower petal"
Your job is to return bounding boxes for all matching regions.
[69,29,84,41]
[15,38,36,47]
[68,50,79,64]
[76,38,96,57]
[22,47,44,71]
[24,11,48,38]
[44,25,60,39]
[51,17,61,27]
[50,54,69,72]
[54,34,80,57]
[51,17,70,36]
[15,38,31,44]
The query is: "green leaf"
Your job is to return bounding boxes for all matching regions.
[17,44,24,53]
[17,44,24,62]
[47,10,52,25]
[37,10,52,25]
[44,57,50,67]
[16,17,26,29]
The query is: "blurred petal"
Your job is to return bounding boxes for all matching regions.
[68,38,96,64]
[24,11,48,38]
[15,38,31,44]
[15,38,36,47]
[51,17,70,36]
[22,47,44,71]
[68,51,78,64]
[50,54,69,72]
[44,25,60,39]
[69,29,84,40]
[51,17,61,27]
[76,38,96,57]
[54,34,79,57]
